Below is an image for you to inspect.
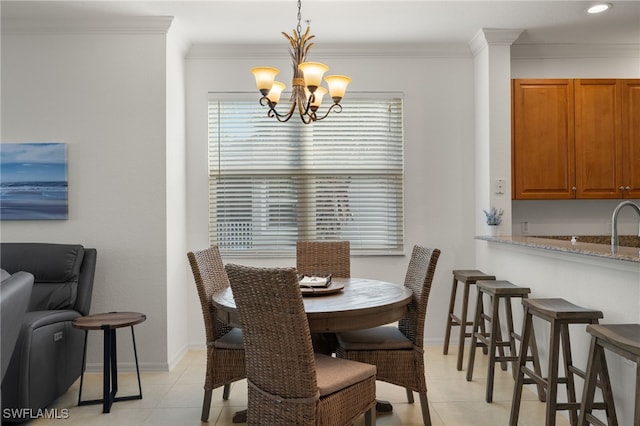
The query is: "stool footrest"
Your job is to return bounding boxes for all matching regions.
[495,355,519,362]
[449,314,474,327]
[555,402,581,411]
[585,413,607,426]
[521,366,546,387]
[474,334,491,345]
[567,365,586,380]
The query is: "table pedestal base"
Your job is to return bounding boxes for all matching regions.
[232,409,247,423]
[376,400,393,412]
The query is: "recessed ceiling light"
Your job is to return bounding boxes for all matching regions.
[587,3,612,14]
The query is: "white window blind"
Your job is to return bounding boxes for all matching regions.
[208,94,404,256]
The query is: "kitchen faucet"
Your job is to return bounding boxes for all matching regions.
[611,200,640,251]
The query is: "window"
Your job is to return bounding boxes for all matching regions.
[208,93,404,256]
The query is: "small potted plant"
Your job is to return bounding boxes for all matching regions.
[483,207,503,236]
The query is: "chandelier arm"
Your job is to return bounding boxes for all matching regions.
[312,103,343,121]
[270,100,297,123]
[296,99,315,124]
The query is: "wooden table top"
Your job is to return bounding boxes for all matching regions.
[212,278,412,333]
[72,312,146,330]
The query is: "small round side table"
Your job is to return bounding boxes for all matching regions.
[72,311,146,413]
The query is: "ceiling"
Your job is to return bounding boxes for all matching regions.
[2,1,640,47]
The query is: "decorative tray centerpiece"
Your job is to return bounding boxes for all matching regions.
[298,274,344,295]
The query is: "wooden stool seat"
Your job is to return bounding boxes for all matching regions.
[444,270,496,371]
[510,298,609,426]
[466,280,544,403]
[579,324,640,425]
[477,280,532,297]
[523,298,605,321]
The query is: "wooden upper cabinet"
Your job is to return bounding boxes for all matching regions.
[512,78,639,200]
[512,79,575,199]
[620,79,640,198]
[574,79,621,199]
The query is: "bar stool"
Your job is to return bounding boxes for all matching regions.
[444,270,495,370]
[466,280,545,403]
[579,324,639,425]
[510,298,604,426]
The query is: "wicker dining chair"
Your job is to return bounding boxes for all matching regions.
[335,245,441,426]
[187,246,245,422]
[225,263,377,426]
[296,240,350,278]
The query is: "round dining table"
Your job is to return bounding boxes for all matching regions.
[212,277,413,333]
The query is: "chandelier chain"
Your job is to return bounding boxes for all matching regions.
[296,0,302,38]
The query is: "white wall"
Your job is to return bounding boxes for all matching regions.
[165,22,191,369]
[185,45,478,346]
[1,21,173,370]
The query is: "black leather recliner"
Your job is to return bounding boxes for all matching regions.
[1,269,34,382]
[0,243,97,422]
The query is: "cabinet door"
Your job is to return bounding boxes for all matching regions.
[574,79,621,199]
[620,79,640,198]
[512,79,575,199]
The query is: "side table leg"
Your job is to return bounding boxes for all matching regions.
[111,328,118,396]
[77,330,89,405]
[102,325,114,413]
[131,326,143,398]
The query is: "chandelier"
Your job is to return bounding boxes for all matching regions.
[250,0,352,124]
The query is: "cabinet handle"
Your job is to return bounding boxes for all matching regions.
[619,186,625,191]
[625,186,631,191]
[572,187,577,191]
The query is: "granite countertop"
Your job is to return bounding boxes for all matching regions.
[476,234,640,263]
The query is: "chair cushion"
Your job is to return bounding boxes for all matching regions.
[337,326,414,350]
[314,353,376,396]
[213,327,244,349]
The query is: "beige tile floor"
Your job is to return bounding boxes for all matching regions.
[27,345,570,426]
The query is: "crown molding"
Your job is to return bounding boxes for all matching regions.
[1,17,174,35]
[511,43,640,59]
[187,42,473,60]
[469,28,524,56]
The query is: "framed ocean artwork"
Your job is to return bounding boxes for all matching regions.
[0,143,69,220]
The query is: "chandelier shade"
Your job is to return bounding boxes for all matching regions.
[250,0,351,124]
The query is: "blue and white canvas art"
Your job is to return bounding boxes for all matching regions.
[0,143,69,220]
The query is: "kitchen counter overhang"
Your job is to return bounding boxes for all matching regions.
[476,235,640,263]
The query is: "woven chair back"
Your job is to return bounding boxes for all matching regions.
[399,245,441,348]
[187,246,233,343]
[296,240,350,278]
[225,264,318,399]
